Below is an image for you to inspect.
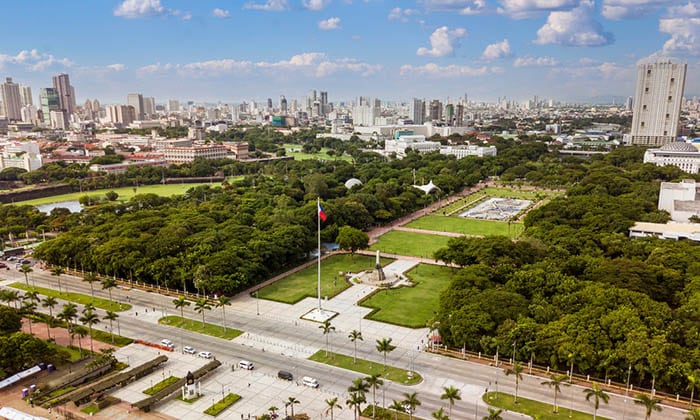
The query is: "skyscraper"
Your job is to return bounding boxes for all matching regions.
[320,91,328,116]
[627,60,687,147]
[143,97,155,118]
[19,85,32,107]
[127,93,145,120]
[0,78,22,121]
[411,98,424,125]
[39,88,60,123]
[52,73,75,116]
[168,99,179,113]
[280,95,288,114]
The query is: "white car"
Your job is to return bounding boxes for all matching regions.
[183,346,196,354]
[238,360,254,370]
[160,339,175,349]
[302,376,319,388]
[198,351,213,359]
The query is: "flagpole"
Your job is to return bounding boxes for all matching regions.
[317,197,322,311]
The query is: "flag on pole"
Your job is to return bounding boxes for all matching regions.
[318,203,327,222]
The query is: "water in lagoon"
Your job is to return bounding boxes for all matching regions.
[35,200,83,214]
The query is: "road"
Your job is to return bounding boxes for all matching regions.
[1,264,691,420]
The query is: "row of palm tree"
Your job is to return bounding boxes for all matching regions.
[319,321,398,372]
[172,295,231,331]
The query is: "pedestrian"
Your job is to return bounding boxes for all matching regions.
[248,383,250,387]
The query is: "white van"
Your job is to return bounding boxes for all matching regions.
[302,376,319,388]
[238,360,254,370]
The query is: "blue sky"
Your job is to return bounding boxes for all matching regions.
[0,0,697,104]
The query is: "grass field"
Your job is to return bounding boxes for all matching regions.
[361,264,453,328]
[158,315,243,340]
[203,393,241,416]
[405,215,523,237]
[257,254,393,304]
[368,231,452,259]
[284,143,352,162]
[483,392,611,420]
[10,282,131,312]
[143,376,180,395]
[308,350,422,385]
[14,182,224,206]
[361,406,424,420]
[481,186,561,200]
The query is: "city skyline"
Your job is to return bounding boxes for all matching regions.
[0,0,697,104]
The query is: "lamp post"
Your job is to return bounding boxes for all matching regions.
[255,291,260,316]
[622,364,632,420]
[512,341,516,365]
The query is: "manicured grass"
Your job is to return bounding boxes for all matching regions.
[362,406,423,420]
[405,215,523,237]
[143,376,180,395]
[158,315,243,340]
[360,264,453,328]
[204,393,241,416]
[90,329,133,347]
[369,231,452,259]
[257,254,393,304]
[483,392,611,420]
[47,342,90,362]
[283,143,352,162]
[309,351,422,385]
[80,404,100,415]
[481,186,562,200]
[10,283,131,312]
[14,182,223,206]
[440,192,488,215]
[177,394,202,404]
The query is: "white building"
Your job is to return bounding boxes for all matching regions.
[439,145,497,159]
[385,135,440,158]
[643,141,700,174]
[0,141,42,171]
[0,78,22,121]
[163,145,229,163]
[658,179,700,222]
[629,221,700,241]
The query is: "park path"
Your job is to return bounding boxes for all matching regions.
[393,226,467,237]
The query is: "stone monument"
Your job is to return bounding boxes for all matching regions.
[370,250,386,283]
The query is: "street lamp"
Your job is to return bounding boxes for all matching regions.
[255,291,260,316]
[622,364,632,420]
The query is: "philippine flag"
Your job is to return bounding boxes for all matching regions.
[318,203,327,222]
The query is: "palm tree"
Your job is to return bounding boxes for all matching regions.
[286,397,300,417]
[349,329,363,364]
[346,392,366,420]
[83,272,98,298]
[688,370,700,409]
[194,297,211,328]
[19,264,32,287]
[583,382,610,420]
[50,266,65,294]
[349,377,370,396]
[268,406,279,418]
[483,407,504,420]
[376,338,396,371]
[365,374,384,419]
[79,308,100,353]
[388,400,405,420]
[440,385,461,418]
[215,295,231,333]
[319,320,336,357]
[4,289,20,309]
[686,409,700,420]
[103,311,118,343]
[24,290,40,305]
[58,303,78,346]
[541,374,569,413]
[635,393,663,420]
[21,299,37,334]
[42,296,58,340]
[504,361,524,403]
[403,392,421,420]
[431,408,449,420]
[73,325,88,358]
[324,397,343,420]
[101,277,117,304]
[173,296,191,320]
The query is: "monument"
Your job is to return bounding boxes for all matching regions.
[370,250,386,283]
[182,371,199,399]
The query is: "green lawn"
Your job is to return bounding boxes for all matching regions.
[360,264,453,328]
[14,182,223,206]
[361,406,424,420]
[283,143,352,162]
[143,376,180,395]
[158,315,243,340]
[257,254,393,304]
[204,393,241,416]
[481,186,561,200]
[309,350,422,385]
[405,215,523,237]
[10,283,131,312]
[483,392,611,420]
[369,231,452,259]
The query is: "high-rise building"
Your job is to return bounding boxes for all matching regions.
[168,99,179,113]
[52,73,75,116]
[320,91,328,116]
[0,78,22,121]
[280,96,288,114]
[429,99,442,122]
[107,105,136,126]
[127,93,145,120]
[266,98,273,111]
[39,88,60,123]
[19,85,32,107]
[411,98,425,125]
[627,60,687,146]
[455,104,464,127]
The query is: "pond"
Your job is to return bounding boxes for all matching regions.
[35,200,83,214]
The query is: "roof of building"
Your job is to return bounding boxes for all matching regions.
[659,142,699,152]
[344,178,363,189]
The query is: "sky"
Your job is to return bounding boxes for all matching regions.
[0,0,698,104]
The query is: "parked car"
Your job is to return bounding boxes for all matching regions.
[302,376,319,388]
[160,338,175,349]
[198,351,213,359]
[0,262,8,270]
[277,370,293,381]
[238,360,254,370]
[183,346,196,354]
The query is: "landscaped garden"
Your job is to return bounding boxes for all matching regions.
[203,393,241,416]
[405,215,522,237]
[143,376,180,395]
[10,283,131,312]
[158,315,243,340]
[283,143,352,162]
[483,392,611,420]
[368,231,452,259]
[257,254,393,304]
[308,350,422,385]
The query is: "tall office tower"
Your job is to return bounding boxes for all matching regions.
[83,99,93,119]
[49,110,67,129]
[445,104,454,126]
[411,98,425,125]
[320,91,328,116]
[429,99,442,121]
[627,60,687,146]
[280,96,288,114]
[168,99,179,113]
[291,99,298,113]
[52,73,75,116]
[455,104,464,127]
[39,88,60,123]
[19,85,32,106]
[625,96,633,111]
[21,105,37,124]
[143,97,155,118]
[127,93,145,120]
[0,78,22,120]
[107,105,135,126]
[266,98,273,111]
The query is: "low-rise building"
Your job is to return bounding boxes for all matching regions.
[163,145,228,163]
[439,145,497,159]
[89,159,169,174]
[643,141,700,174]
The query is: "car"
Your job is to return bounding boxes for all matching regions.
[160,338,175,349]
[302,376,319,388]
[7,257,17,262]
[183,346,196,354]
[198,351,213,359]
[277,370,293,381]
[0,262,8,270]
[238,360,254,370]
[20,259,31,265]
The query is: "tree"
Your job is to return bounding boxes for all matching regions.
[348,377,370,396]
[388,400,405,420]
[583,383,610,420]
[79,308,100,353]
[635,394,662,420]
[319,320,336,357]
[686,409,700,420]
[58,303,78,346]
[194,297,211,328]
[73,325,88,357]
[376,338,396,371]
[483,408,504,420]
[42,296,58,340]
[20,299,37,334]
[50,266,65,294]
[324,397,342,420]
[173,296,191,320]
[215,295,231,333]
[83,272,98,298]
[336,226,369,258]
[101,277,117,305]
[3,289,20,309]
[403,392,421,420]
[19,264,32,287]
[365,374,384,419]
[346,392,366,420]
[440,385,461,419]
[688,370,700,408]
[286,396,300,417]
[103,311,118,343]
[541,374,569,413]
[504,362,524,403]
[268,406,279,419]
[349,329,363,364]
[431,408,449,420]
[0,306,21,335]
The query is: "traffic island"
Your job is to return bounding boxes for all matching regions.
[203,393,241,416]
[308,350,422,385]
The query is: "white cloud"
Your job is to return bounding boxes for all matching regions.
[602,0,678,19]
[0,49,73,72]
[416,26,467,57]
[550,59,629,79]
[660,17,700,55]
[319,17,341,30]
[178,11,192,20]
[106,64,126,71]
[212,8,231,18]
[388,7,418,22]
[243,0,289,11]
[422,0,487,14]
[534,1,614,46]
[303,0,332,10]
[497,0,578,18]
[114,0,166,18]
[400,63,501,77]
[482,39,513,60]
[513,55,559,66]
